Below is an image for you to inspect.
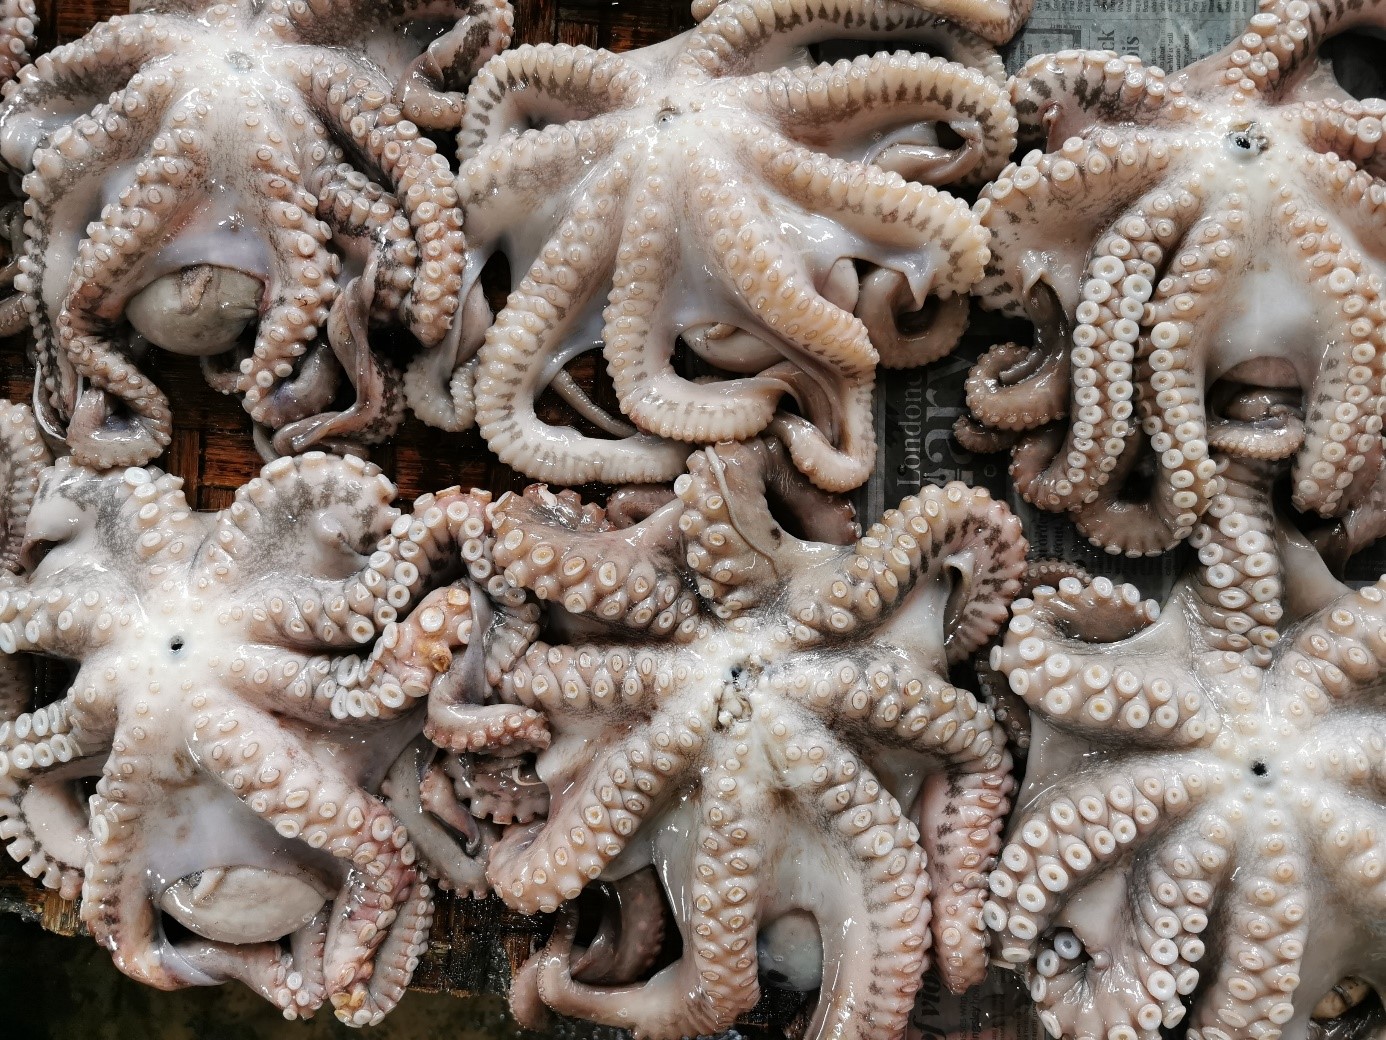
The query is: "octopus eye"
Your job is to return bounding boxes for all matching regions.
[19,537,61,574]
[1322,28,1386,102]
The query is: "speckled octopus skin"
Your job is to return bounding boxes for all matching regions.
[986,453,1386,1040]
[0,434,504,1025]
[965,0,1386,557]
[0,0,513,468]
[443,0,1014,493]
[482,440,1025,1039]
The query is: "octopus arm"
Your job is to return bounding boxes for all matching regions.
[27,83,194,467]
[0,0,34,84]
[159,919,328,1020]
[1298,784,1386,915]
[682,0,998,80]
[601,159,801,447]
[289,53,463,347]
[504,641,677,722]
[493,484,699,635]
[1277,579,1386,717]
[0,400,51,571]
[690,0,1032,47]
[0,15,168,170]
[0,688,112,899]
[488,695,713,915]
[741,53,1016,186]
[183,697,428,1025]
[1021,815,1232,1040]
[1008,50,1169,148]
[473,170,691,487]
[392,1,516,131]
[786,481,1025,660]
[770,726,931,1040]
[988,761,1219,972]
[1299,100,1386,183]
[456,44,648,165]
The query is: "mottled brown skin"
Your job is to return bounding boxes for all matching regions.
[0,0,512,468]
[691,0,1034,46]
[968,0,1386,557]
[475,441,1025,1040]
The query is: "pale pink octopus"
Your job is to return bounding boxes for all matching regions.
[437,0,1015,493]
[477,440,1024,1039]
[987,453,1386,1040]
[0,0,513,468]
[0,424,504,1024]
[963,0,1386,557]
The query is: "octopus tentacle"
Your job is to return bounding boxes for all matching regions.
[1184,457,1284,663]
[0,400,50,572]
[0,0,35,84]
[292,55,462,347]
[473,168,689,486]
[786,481,1026,662]
[742,125,990,298]
[54,93,217,468]
[1296,99,1386,182]
[392,1,515,130]
[488,700,713,915]
[862,279,970,370]
[456,44,647,165]
[0,692,111,899]
[1024,194,1198,521]
[184,700,424,1025]
[382,740,491,898]
[1018,812,1233,1040]
[0,15,168,169]
[1009,50,1170,149]
[602,159,796,446]
[740,52,1016,186]
[772,728,930,1038]
[229,129,342,433]
[1291,237,1386,518]
[504,642,677,722]
[162,917,328,1021]
[988,763,1220,969]
[1183,869,1308,1040]
[993,581,1225,747]
[492,484,700,636]
[782,656,1008,991]
[681,0,998,80]
[526,757,761,1039]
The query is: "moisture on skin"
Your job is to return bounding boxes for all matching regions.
[475,439,1025,1040]
[987,452,1386,1040]
[440,0,1016,493]
[0,416,510,1025]
[0,0,514,468]
[690,0,1035,46]
[965,0,1386,557]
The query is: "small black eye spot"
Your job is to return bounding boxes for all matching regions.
[729,665,743,681]
[1252,761,1268,777]
[169,637,185,654]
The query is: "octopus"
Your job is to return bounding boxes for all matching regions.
[0,0,514,468]
[0,417,503,1025]
[442,0,1016,493]
[964,0,1386,557]
[986,452,1386,1040]
[481,439,1026,1039]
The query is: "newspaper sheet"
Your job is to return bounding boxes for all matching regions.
[861,0,1269,602]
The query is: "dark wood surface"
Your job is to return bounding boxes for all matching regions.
[0,0,729,1020]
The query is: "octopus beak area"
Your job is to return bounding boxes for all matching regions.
[1206,357,1305,462]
